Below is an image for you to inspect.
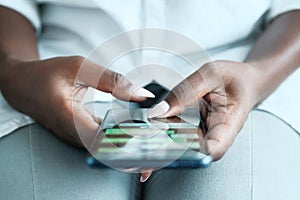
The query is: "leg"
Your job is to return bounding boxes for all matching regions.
[0,124,141,200]
[143,110,300,200]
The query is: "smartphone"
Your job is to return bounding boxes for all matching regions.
[86,108,212,169]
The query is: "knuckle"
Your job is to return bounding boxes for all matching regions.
[71,55,85,67]
[169,85,185,106]
[62,56,85,75]
[107,72,131,94]
[197,62,222,90]
[201,62,217,76]
[199,61,214,73]
[173,80,196,105]
[175,83,186,98]
[202,61,214,69]
[112,72,125,86]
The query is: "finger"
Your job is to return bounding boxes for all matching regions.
[202,106,248,160]
[77,59,154,102]
[63,102,101,148]
[140,169,153,183]
[148,69,211,118]
[102,70,155,102]
[198,99,209,131]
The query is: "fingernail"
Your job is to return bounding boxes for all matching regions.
[134,88,155,98]
[147,101,170,118]
[140,174,150,183]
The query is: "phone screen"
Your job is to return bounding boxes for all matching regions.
[88,108,211,169]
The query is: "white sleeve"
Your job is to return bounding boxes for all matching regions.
[0,0,41,32]
[266,0,300,22]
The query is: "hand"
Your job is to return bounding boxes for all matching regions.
[1,55,154,147]
[148,60,260,160]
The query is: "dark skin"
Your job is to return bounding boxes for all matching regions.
[0,6,300,182]
[149,10,300,159]
[0,6,154,147]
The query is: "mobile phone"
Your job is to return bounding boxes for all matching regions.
[87,108,212,169]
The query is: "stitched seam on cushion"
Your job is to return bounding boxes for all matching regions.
[250,113,254,200]
[29,126,36,200]
[132,174,142,200]
[129,174,134,200]
[254,108,300,136]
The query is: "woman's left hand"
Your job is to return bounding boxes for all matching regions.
[148,60,261,160]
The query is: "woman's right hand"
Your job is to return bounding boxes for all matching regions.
[0,55,154,147]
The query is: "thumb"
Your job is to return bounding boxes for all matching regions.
[202,107,249,160]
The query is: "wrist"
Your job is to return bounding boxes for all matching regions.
[244,60,278,107]
[0,54,27,90]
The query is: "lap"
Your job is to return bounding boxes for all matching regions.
[0,124,140,200]
[143,110,300,200]
[1,110,300,200]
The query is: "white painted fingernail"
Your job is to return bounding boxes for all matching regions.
[140,174,150,183]
[147,101,170,118]
[134,88,155,98]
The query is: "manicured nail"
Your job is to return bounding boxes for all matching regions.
[147,101,170,118]
[134,88,155,98]
[140,174,150,183]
